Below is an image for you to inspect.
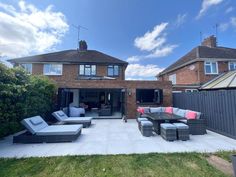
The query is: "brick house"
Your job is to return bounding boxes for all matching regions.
[9,41,172,119]
[157,36,236,92]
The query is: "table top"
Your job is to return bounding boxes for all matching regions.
[144,112,186,121]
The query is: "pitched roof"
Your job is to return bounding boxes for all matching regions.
[200,71,236,90]
[8,50,128,65]
[158,46,236,76]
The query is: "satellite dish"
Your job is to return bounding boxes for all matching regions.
[189,65,195,70]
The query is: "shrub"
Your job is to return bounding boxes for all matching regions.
[0,64,57,138]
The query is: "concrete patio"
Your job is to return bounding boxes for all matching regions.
[0,119,236,158]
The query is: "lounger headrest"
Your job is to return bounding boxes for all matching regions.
[52,110,68,121]
[21,116,48,134]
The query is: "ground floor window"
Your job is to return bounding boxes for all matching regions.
[136,89,162,104]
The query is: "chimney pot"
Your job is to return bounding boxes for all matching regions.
[79,40,88,51]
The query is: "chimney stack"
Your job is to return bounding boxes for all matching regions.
[79,40,88,51]
[201,35,217,48]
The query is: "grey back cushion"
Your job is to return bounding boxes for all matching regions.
[21,116,48,134]
[150,107,164,113]
[176,109,187,117]
[142,107,150,114]
[173,107,179,115]
[52,111,68,121]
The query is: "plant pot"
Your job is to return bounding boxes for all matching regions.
[231,155,236,177]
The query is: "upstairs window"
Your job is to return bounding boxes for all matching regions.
[229,62,236,71]
[107,65,119,76]
[43,64,62,75]
[21,63,32,74]
[168,74,176,85]
[204,61,218,74]
[79,65,96,76]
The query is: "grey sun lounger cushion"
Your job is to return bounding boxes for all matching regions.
[36,125,83,136]
[52,111,93,123]
[65,117,93,123]
[21,116,48,135]
[21,116,83,136]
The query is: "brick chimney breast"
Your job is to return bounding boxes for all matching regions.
[201,35,217,48]
[79,40,88,51]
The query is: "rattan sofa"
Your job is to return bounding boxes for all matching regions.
[137,107,206,135]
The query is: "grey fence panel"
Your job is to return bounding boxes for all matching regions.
[173,90,236,139]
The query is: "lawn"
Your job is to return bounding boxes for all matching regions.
[0,153,230,177]
[215,151,236,162]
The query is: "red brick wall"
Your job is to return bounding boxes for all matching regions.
[32,63,125,81]
[55,80,172,119]
[159,61,230,86]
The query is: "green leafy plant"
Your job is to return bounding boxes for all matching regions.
[0,64,57,138]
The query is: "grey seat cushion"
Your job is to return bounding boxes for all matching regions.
[173,123,189,129]
[172,107,179,115]
[150,107,164,113]
[36,125,83,136]
[176,109,187,117]
[160,123,176,129]
[137,118,148,122]
[140,120,153,126]
[21,116,48,135]
[64,117,93,123]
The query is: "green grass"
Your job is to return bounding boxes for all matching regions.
[215,151,236,162]
[0,153,229,177]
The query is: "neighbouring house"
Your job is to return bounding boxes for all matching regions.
[9,40,172,119]
[157,35,236,92]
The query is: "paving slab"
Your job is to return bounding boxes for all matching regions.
[0,119,236,158]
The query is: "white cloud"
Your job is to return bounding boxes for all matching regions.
[126,56,142,63]
[134,23,168,52]
[231,17,236,27]
[219,23,229,32]
[0,1,69,58]
[146,44,178,58]
[225,6,234,14]
[125,64,164,80]
[133,23,177,59]
[175,13,187,27]
[197,0,224,19]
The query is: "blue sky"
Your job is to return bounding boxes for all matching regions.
[1,0,236,79]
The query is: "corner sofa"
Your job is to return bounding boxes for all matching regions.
[137,107,206,135]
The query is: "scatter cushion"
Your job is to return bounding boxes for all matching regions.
[186,111,197,120]
[137,108,144,114]
[165,107,173,114]
[150,107,164,113]
[142,107,150,114]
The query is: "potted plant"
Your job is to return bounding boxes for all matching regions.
[232,155,236,176]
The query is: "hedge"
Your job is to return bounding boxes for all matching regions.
[0,64,57,138]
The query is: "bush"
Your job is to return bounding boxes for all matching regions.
[0,64,57,138]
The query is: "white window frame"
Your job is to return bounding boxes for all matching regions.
[168,74,176,85]
[228,62,236,71]
[204,61,218,75]
[43,64,63,76]
[21,63,32,74]
[185,89,198,93]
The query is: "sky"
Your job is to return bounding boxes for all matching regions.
[0,0,236,80]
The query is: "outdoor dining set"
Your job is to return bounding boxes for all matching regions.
[136,106,207,141]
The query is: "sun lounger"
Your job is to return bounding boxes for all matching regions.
[52,110,92,128]
[13,116,82,143]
